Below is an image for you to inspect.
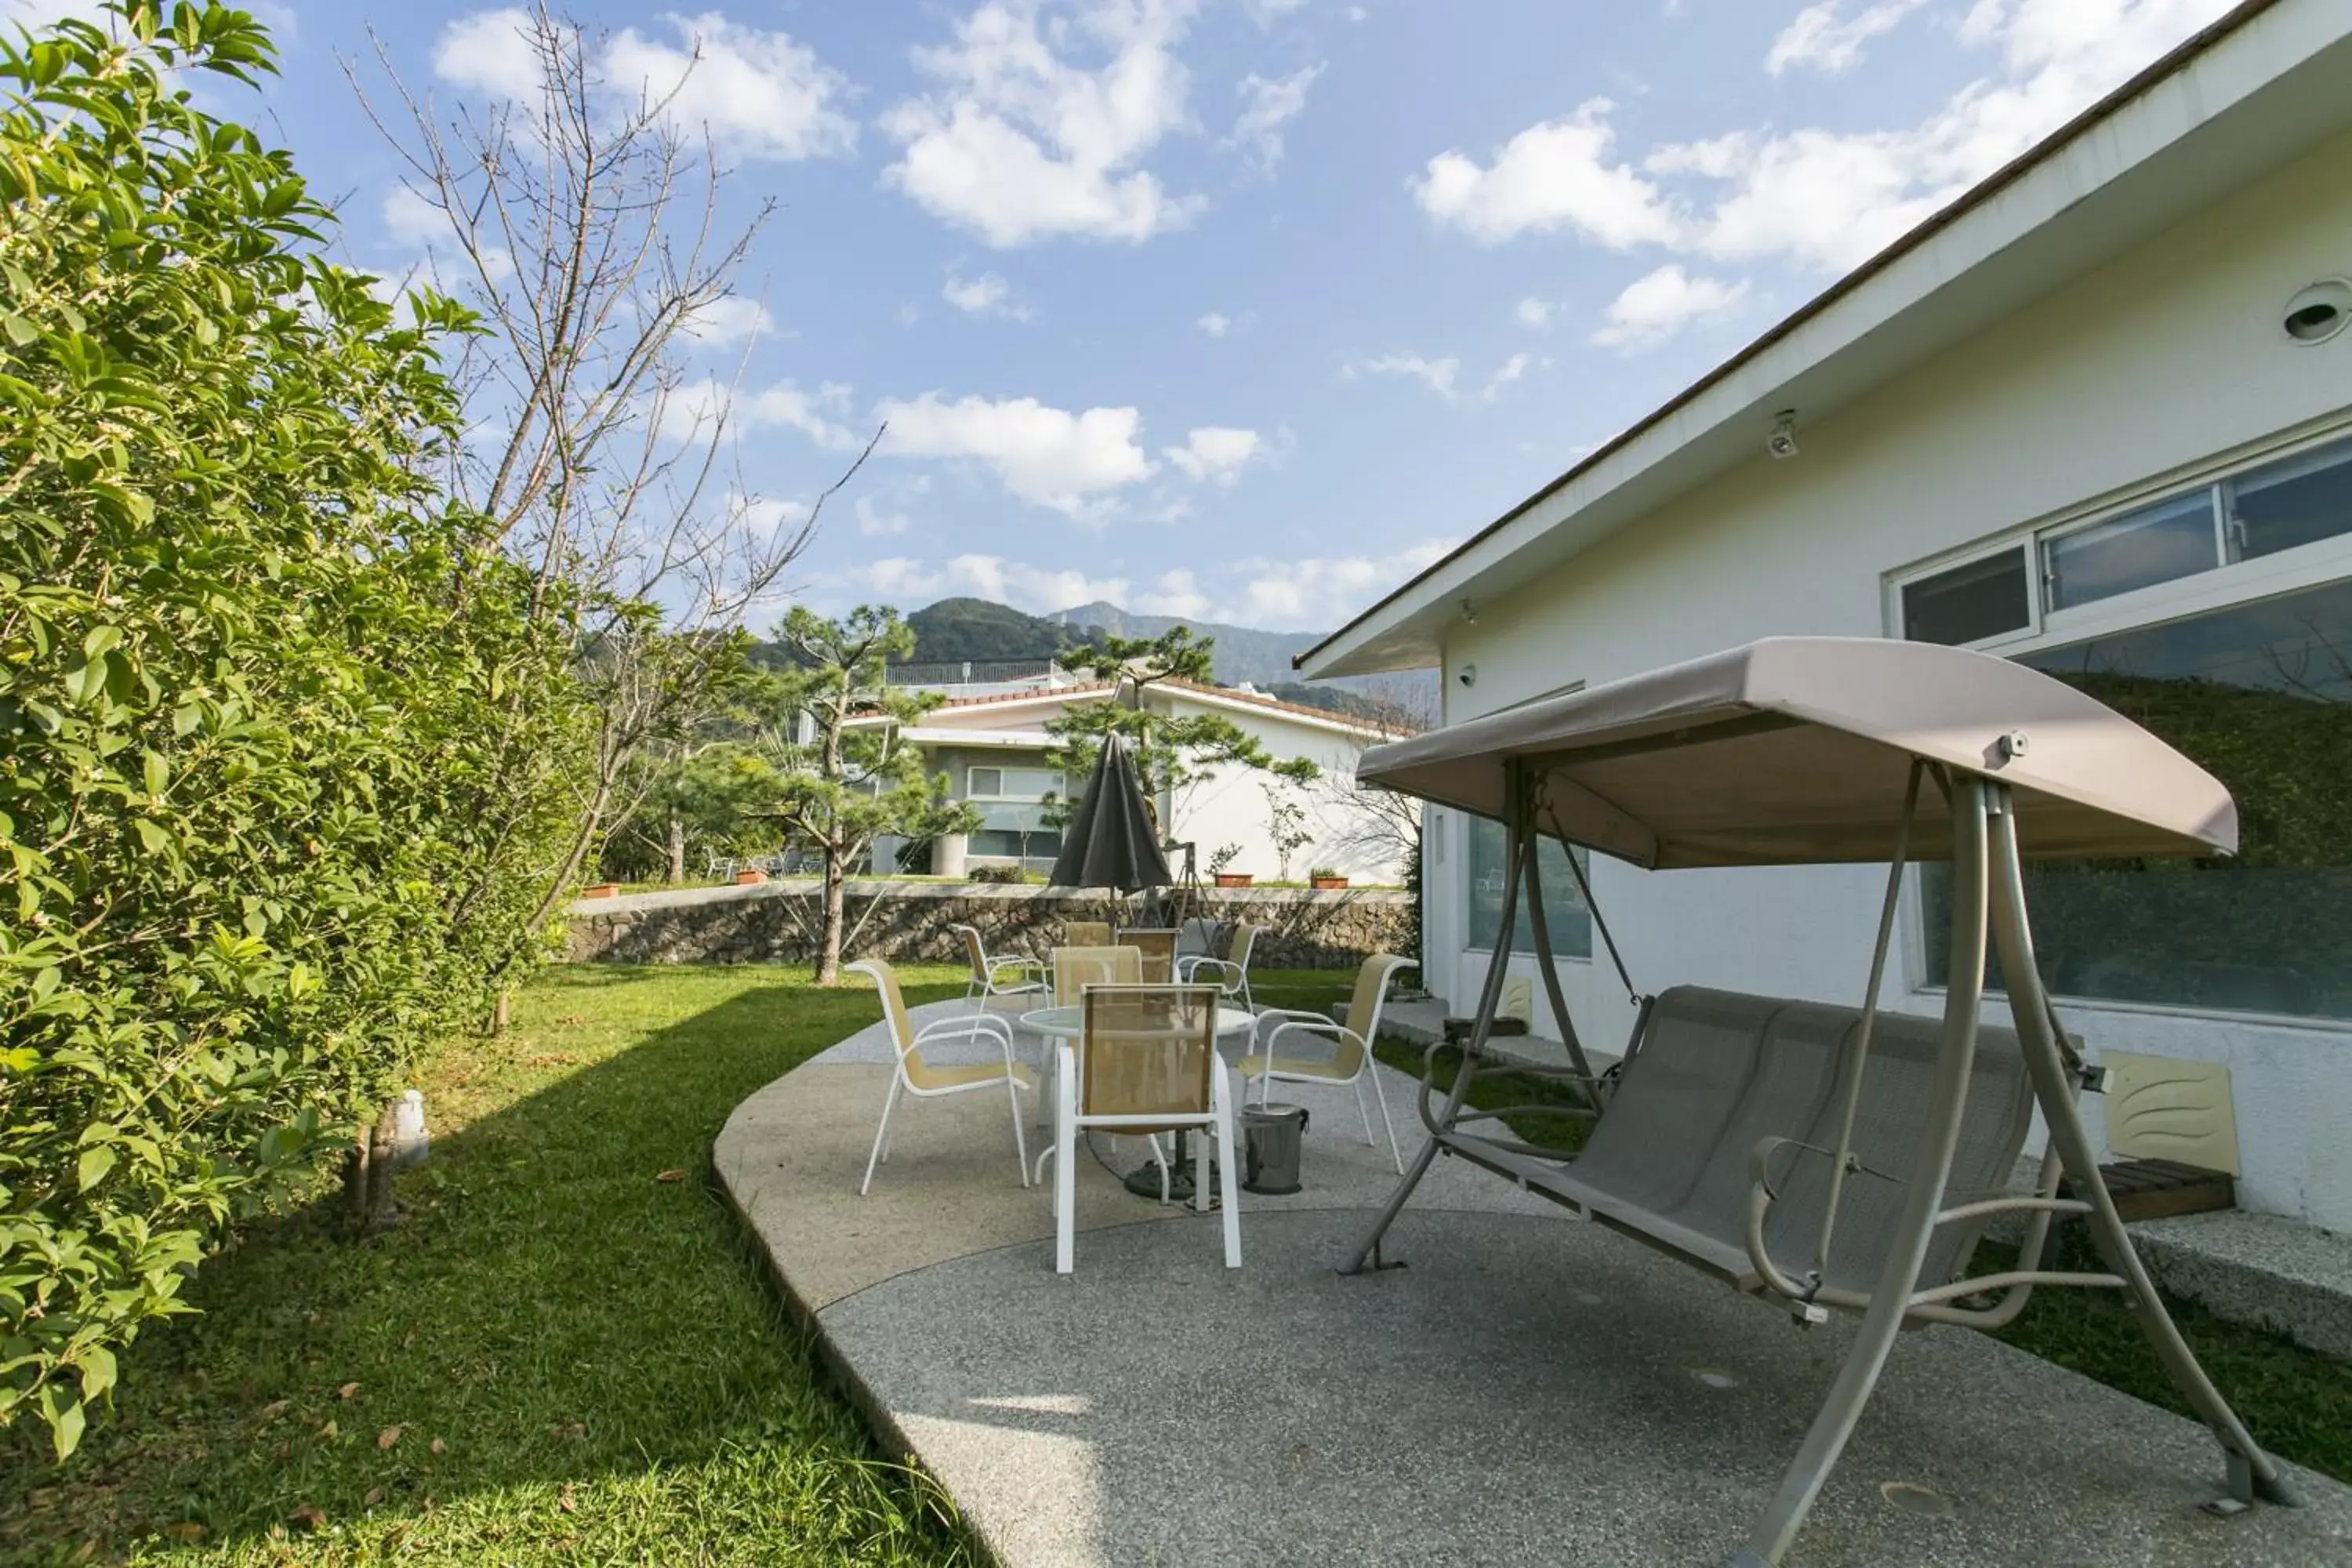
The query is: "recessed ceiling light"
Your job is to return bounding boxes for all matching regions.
[2282,279,2352,346]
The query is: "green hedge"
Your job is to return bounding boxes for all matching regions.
[0,4,593,1458]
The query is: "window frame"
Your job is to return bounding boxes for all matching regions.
[1884,416,2352,1029]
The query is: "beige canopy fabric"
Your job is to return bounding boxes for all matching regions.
[1361,637,2235,868]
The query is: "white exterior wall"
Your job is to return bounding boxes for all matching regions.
[1428,122,2352,1230]
[1163,695,1403,884]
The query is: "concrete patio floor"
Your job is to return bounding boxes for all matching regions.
[717,997,2352,1567]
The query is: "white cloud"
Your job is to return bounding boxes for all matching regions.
[1161,426,1263,485]
[1231,541,1453,630]
[855,495,912,536]
[679,293,774,347]
[662,377,861,449]
[942,269,1036,320]
[1243,0,1310,24]
[432,7,542,102]
[378,183,515,284]
[1765,0,1923,77]
[875,392,1156,516]
[1345,350,1538,405]
[1413,98,1682,249]
[881,0,1206,248]
[604,13,857,162]
[1347,350,1459,400]
[1419,1,2234,273]
[1229,63,1323,172]
[1590,264,1750,351]
[1132,568,1210,618]
[1196,310,1232,337]
[1514,297,1555,329]
[431,9,855,163]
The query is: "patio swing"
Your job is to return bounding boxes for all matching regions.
[1339,636,2294,1568]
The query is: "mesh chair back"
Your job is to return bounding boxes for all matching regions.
[955,924,989,981]
[849,959,920,1069]
[1116,927,1178,983]
[1054,946,1142,1006]
[1337,953,1406,1072]
[1229,923,1261,971]
[1064,921,1112,948]
[1080,985,1218,1122]
[1178,918,1221,958]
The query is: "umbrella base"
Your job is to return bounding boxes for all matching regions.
[1123,1159,1220,1205]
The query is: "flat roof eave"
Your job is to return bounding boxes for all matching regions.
[1299,0,2350,681]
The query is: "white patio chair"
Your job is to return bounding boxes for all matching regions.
[1240,952,1413,1174]
[1062,920,1112,949]
[848,958,1033,1196]
[956,924,1048,1014]
[1051,945,1141,1004]
[1177,920,1260,1012]
[1044,984,1240,1274]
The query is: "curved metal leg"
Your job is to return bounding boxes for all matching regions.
[1343,770,1532,1275]
[1986,802,2294,1508]
[1737,778,1992,1566]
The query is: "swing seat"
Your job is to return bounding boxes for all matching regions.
[1443,986,2035,1299]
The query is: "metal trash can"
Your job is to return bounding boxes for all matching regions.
[1240,1104,1309,1195]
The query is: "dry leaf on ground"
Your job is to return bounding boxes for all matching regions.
[655,1168,688,1183]
[363,1487,386,1508]
[376,1425,404,1449]
[289,1506,326,1530]
[557,1483,579,1514]
[164,1523,205,1544]
[336,1381,360,1399]
[430,1436,446,1454]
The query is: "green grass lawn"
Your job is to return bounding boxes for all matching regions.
[0,964,979,1568]
[9,962,2349,1567]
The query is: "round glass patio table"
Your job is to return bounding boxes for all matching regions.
[1014,1003,1261,1043]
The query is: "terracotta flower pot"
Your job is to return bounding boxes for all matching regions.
[735,869,768,885]
[1310,876,1348,891]
[581,883,619,899]
[1214,872,1253,888]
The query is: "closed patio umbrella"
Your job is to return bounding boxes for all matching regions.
[1047,734,1171,894]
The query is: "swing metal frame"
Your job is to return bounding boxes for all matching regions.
[1336,636,2294,1566]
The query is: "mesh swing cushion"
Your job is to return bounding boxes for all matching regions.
[1546,986,2034,1297]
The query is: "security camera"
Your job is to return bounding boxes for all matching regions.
[1457,662,1479,688]
[1766,410,1799,460]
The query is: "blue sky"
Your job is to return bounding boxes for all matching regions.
[15,0,2237,631]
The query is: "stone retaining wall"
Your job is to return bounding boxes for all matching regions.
[567,880,1413,971]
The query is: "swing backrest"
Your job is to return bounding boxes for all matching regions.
[1575,986,2034,1297]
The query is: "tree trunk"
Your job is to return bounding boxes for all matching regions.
[816,849,847,984]
[340,1104,405,1234]
[666,812,685,884]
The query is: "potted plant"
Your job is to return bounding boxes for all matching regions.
[1308,866,1348,891]
[580,881,619,899]
[1208,843,1251,889]
[735,868,768,885]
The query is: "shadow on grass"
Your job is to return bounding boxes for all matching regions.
[0,967,982,1566]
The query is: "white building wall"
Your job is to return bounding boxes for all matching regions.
[1429,122,2352,1229]
[1163,695,1403,884]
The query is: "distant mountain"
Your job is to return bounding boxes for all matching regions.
[902,597,1106,664]
[1049,601,1323,688]
[877,594,1438,713]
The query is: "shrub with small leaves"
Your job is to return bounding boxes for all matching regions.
[0,2,594,1458]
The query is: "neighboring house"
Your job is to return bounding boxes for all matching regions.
[1298,2,2352,1232]
[853,672,1406,882]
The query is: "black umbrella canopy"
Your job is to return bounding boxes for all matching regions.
[1047,734,1171,893]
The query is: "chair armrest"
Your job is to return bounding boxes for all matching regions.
[914,1012,1016,1048]
[1263,1016,1363,1054]
[1252,1006,1341,1029]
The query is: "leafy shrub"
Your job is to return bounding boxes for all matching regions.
[0,3,592,1458]
[970,863,1028,884]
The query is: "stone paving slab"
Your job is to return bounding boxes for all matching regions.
[719,996,2352,1567]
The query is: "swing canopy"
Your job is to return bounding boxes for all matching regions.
[1359,635,2234,868]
